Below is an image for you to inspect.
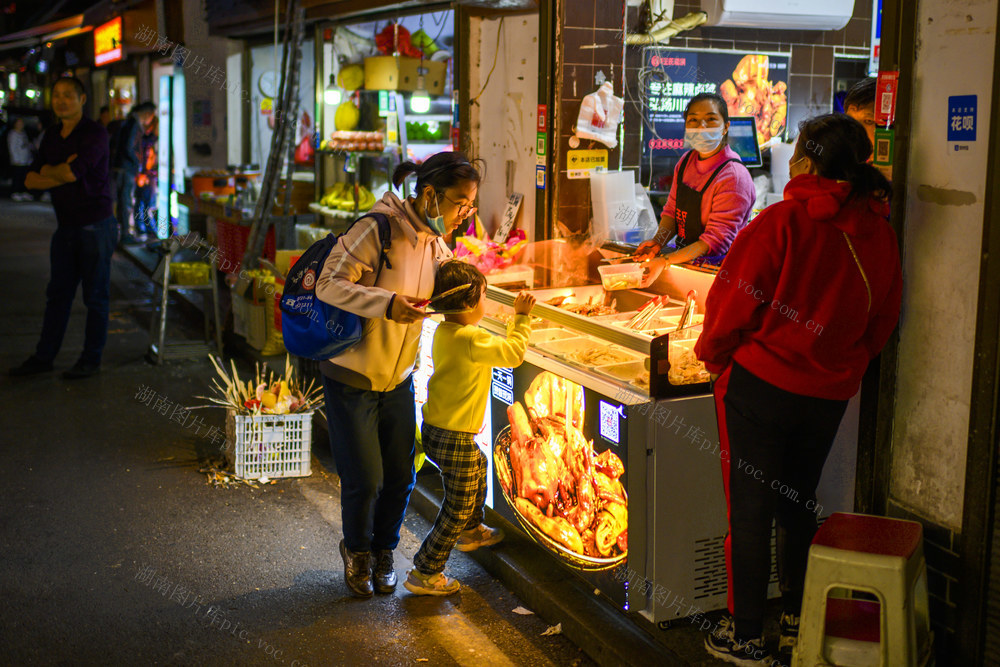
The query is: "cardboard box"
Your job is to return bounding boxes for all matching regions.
[363,56,448,95]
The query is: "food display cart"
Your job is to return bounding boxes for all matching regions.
[413,244,858,623]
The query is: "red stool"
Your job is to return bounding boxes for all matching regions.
[793,512,933,666]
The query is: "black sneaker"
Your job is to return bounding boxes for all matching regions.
[63,361,100,379]
[704,616,779,666]
[778,611,799,660]
[9,356,54,377]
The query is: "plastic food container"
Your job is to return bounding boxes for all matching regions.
[598,263,644,291]
[668,336,710,385]
[529,328,577,345]
[537,337,643,368]
[593,360,648,387]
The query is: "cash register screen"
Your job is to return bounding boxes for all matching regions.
[728,116,763,169]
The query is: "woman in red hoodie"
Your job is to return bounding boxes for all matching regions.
[697,114,902,665]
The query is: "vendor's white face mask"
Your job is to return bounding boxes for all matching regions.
[684,127,725,153]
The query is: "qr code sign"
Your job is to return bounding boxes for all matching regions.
[599,400,620,444]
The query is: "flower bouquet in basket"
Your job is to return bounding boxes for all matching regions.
[198,355,324,481]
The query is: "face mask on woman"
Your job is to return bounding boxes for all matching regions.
[684,127,725,154]
[424,193,446,235]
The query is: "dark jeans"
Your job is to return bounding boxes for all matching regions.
[322,373,417,553]
[721,362,848,640]
[115,169,137,237]
[11,165,30,196]
[35,215,118,366]
[134,184,157,235]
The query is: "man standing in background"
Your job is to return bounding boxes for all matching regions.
[844,78,876,148]
[7,118,36,201]
[9,76,115,380]
[99,105,112,128]
[111,101,155,245]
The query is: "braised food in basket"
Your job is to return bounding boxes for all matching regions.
[494,372,627,569]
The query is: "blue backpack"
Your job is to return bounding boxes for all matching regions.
[279,213,392,360]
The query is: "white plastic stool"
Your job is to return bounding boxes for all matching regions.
[793,512,933,667]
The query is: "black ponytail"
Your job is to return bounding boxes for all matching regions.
[391,150,485,194]
[797,113,891,203]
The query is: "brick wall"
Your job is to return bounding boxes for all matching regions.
[888,500,960,662]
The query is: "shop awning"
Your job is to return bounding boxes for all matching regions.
[0,14,87,52]
[205,0,537,37]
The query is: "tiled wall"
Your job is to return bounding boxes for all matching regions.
[552,0,626,235]
[888,500,960,662]
[622,0,874,174]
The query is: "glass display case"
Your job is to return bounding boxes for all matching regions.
[481,283,711,399]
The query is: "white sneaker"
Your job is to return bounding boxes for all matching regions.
[456,524,505,552]
[403,568,460,596]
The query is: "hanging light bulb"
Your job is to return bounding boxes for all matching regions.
[409,75,430,114]
[324,73,342,106]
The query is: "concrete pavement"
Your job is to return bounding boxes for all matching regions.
[0,200,597,666]
[0,199,750,666]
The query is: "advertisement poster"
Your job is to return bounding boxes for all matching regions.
[640,49,789,185]
[491,363,630,607]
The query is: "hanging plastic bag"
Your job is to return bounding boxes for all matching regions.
[574,82,624,149]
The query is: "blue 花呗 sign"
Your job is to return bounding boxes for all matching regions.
[947,95,976,143]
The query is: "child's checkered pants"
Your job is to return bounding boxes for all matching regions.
[412,423,487,575]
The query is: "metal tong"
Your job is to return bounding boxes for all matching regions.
[675,290,698,332]
[625,295,667,330]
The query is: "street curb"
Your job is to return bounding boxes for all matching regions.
[410,474,686,667]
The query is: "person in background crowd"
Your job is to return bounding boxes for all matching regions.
[696,113,902,665]
[134,114,159,238]
[10,76,114,380]
[634,92,756,267]
[405,261,532,596]
[111,101,155,245]
[7,118,36,201]
[99,105,111,128]
[315,151,482,598]
[844,77,877,150]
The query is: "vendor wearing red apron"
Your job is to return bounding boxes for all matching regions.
[635,93,756,266]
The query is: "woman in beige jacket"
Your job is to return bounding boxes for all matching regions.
[316,151,483,598]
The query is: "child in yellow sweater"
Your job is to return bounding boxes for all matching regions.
[404,260,535,596]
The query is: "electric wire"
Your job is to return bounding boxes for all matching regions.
[469,17,505,107]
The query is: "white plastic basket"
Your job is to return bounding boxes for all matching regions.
[226,409,313,479]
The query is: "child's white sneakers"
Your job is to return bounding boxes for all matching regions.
[403,569,461,596]
[456,524,504,552]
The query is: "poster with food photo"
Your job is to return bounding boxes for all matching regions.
[491,365,630,606]
[640,48,790,184]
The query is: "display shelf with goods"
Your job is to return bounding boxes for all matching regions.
[315,10,456,224]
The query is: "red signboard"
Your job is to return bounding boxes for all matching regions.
[875,71,898,126]
[537,104,547,131]
[95,17,123,67]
